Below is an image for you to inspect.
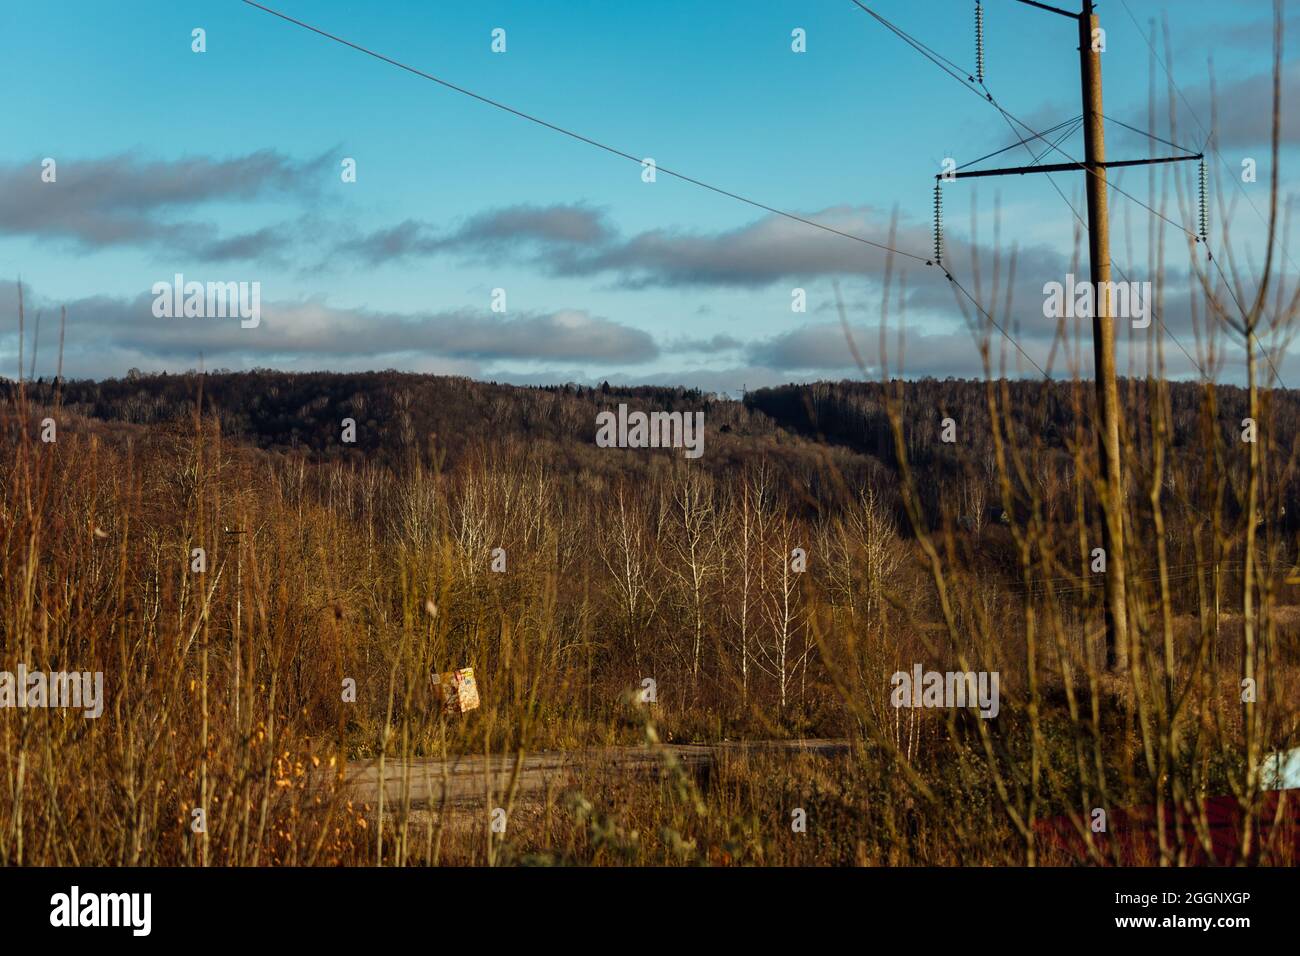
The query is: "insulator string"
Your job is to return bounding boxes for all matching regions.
[933,181,944,264]
[1197,157,1208,241]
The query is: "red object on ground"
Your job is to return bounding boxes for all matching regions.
[1036,791,1300,865]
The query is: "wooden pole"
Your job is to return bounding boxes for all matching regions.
[1079,0,1129,671]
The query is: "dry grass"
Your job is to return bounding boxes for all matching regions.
[3,4,1299,869]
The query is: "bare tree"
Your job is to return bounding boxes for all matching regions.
[599,484,660,672]
[754,509,811,714]
[722,466,772,704]
[661,467,723,695]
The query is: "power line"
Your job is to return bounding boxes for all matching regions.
[1100,111,1197,156]
[848,0,979,88]
[944,267,1051,377]
[983,6,1285,386]
[956,115,1082,172]
[244,0,1064,384]
[855,0,1291,667]
[987,95,1195,237]
[870,0,1201,382]
[240,0,933,265]
[848,0,1237,384]
[848,2,1200,242]
[984,32,1257,393]
[838,2,1076,378]
[942,121,1063,379]
[979,83,1211,381]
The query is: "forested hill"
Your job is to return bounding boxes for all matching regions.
[2,370,1294,519]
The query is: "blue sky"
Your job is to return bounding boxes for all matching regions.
[1,0,1296,391]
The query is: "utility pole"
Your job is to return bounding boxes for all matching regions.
[1076,0,1127,672]
[937,0,1203,672]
